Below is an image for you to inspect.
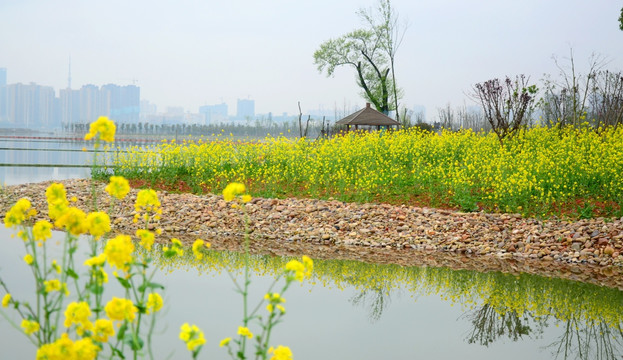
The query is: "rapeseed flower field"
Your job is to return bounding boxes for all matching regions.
[103,125,623,219]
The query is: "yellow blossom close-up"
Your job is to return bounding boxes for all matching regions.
[104,297,137,322]
[105,176,131,200]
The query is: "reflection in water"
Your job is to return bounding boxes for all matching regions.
[349,287,391,323]
[150,249,623,359]
[462,303,543,346]
[546,317,623,360]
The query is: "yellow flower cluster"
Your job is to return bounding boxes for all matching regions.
[92,319,115,342]
[163,238,184,258]
[105,176,130,200]
[33,220,53,242]
[45,183,69,221]
[191,239,211,260]
[36,333,99,360]
[223,182,251,203]
[24,254,34,265]
[64,301,93,335]
[111,125,623,217]
[265,292,286,313]
[54,207,89,236]
[237,326,253,339]
[285,255,313,282]
[21,319,40,335]
[146,293,163,314]
[85,212,110,239]
[104,297,137,322]
[179,323,206,352]
[136,229,155,251]
[103,235,135,271]
[84,116,115,143]
[4,198,35,228]
[268,345,293,360]
[44,279,67,295]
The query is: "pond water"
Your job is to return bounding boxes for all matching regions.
[1,137,622,359]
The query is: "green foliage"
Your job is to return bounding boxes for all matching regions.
[107,125,623,219]
[314,0,405,114]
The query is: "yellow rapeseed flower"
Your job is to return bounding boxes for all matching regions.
[44,279,62,293]
[104,235,135,271]
[2,293,11,308]
[136,229,155,251]
[54,207,89,236]
[146,293,163,314]
[4,198,33,228]
[105,297,137,322]
[84,116,116,143]
[33,220,53,241]
[163,238,184,257]
[285,260,305,282]
[23,254,34,265]
[45,183,68,206]
[222,182,246,201]
[93,318,115,342]
[73,337,100,359]
[192,239,210,260]
[237,326,253,339]
[86,211,110,239]
[268,345,293,360]
[219,337,231,347]
[135,189,160,212]
[64,301,93,335]
[179,323,206,352]
[105,176,130,200]
[36,333,74,359]
[84,253,107,267]
[21,319,40,335]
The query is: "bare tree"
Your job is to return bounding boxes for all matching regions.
[471,75,538,145]
[589,70,623,132]
[437,103,457,131]
[457,104,488,131]
[540,50,605,129]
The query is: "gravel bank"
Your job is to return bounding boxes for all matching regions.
[2,179,623,289]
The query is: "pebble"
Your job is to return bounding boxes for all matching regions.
[3,179,623,289]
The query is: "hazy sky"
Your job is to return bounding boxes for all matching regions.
[1,0,622,118]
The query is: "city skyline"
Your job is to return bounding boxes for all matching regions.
[1,1,622,117]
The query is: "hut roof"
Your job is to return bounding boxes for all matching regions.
[335,103,401,126]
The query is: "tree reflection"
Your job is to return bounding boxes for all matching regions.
[462,300,623,360]
[546,317,623,360]
[462,302,543,346]
[349,287,391,323]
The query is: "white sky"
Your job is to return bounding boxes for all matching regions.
[1,0,622,118]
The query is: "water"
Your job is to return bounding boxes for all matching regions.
[1,137,622,359]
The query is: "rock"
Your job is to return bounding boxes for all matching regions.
[604,246,615,256]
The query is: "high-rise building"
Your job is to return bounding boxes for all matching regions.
[199,102,228,124]
[0,68,6,122]
[79,84,100,123]
[100,84,140,123]
[6,83,56,128]
[236,99,255,120]
[60,88,80,126]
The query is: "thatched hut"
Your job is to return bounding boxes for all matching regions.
[335,103,401,131]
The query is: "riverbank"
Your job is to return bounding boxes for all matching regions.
[2,179,623,290]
